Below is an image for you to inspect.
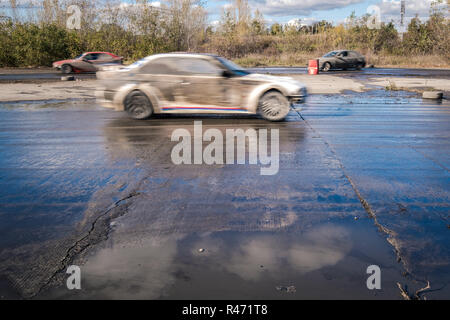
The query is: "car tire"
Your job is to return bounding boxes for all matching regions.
[258,90,290,122]
[124,90,153,120]
[322,62,331,72]
[61,64,73,74]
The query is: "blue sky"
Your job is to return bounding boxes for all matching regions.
[205,0,445,25]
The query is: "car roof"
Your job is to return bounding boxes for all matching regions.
[84,52,116,55]
[140,53,220,61]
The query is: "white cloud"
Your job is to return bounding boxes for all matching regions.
[286,17,318,27]
[371,0,448,28]
[377,0,444,17]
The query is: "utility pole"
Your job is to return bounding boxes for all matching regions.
[400,0,406,40]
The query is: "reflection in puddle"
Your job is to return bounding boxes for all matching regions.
[81,237,179,299]
[44,220,401,299]
[222,226,350,281]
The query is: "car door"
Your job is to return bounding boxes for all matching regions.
[336,51,351,68]
[136,57,184,107]
[347,51,360,68]
[77,53,99,72]
[174,57,224,108]
[350,51,364,67]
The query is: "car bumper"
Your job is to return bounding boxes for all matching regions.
[289,87,308,104]
[289,95,307,104]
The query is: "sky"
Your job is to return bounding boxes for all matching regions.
[0,0,447,27]
[206,0,448,26]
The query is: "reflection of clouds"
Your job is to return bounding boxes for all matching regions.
[81,237,180,299]
[223,226,351,281]
[77,226,351,298]
[226,238,280,281]
[289,226,351,273]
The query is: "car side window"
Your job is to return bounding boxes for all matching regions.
[140,58,178,75]
[84,53,99,61]
[174,58,221,76]
[341,51,348,57]
[97,53,112,61]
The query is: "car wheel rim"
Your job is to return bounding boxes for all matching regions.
[129,96,148,117]
[261,96,283,117]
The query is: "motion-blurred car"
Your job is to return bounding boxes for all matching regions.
[319,50,366,72]
[53,52,123,74]
[96,53,307,121]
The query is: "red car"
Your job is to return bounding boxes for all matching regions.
[52,52,123,74]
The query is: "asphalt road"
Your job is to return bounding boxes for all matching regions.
[0,89,448,299]
[1,67,450,83]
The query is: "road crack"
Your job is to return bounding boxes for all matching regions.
[31,191,141,298]
[293,109,431,300]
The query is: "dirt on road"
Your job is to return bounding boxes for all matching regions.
[1,71,449,103]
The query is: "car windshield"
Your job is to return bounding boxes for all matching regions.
[216,57,251,76]
[323,51,338,57]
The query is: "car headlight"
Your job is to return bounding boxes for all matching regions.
[299,87,307,96]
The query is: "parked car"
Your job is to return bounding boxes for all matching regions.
[319,50,366,72]
[53,52,123,74]
[96,53,307,121]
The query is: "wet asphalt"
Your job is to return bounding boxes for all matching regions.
[0,81,449,299]
[1,67,450,82]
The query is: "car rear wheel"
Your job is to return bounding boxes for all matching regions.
[124,90,153,120]
[61,64,73,74]
[258,91,290,122]
[322,62,331,72]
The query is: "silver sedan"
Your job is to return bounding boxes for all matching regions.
[96,53,307,121]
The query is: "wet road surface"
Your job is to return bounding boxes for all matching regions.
[0,91,449,299]
[1,67,449,83]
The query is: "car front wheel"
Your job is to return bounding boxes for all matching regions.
[322,62,331,72]
[124,90,153,120]
[258,91,290,122]
[61,64,73,74]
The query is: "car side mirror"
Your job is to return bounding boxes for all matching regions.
[222,70,233,78]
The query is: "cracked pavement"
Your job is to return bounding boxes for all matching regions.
[0,86,449,299]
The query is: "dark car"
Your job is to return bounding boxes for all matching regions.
[319,50,366,72]
[52,52,123,74]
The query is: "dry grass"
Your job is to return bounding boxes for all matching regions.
[366,54,450,69]
[234,53,450,69]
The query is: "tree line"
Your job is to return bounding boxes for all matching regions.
[0,0,448,67]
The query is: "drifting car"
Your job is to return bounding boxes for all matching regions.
[52,52,123,74]
[319,50,366,72]
[96,53,307,122]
